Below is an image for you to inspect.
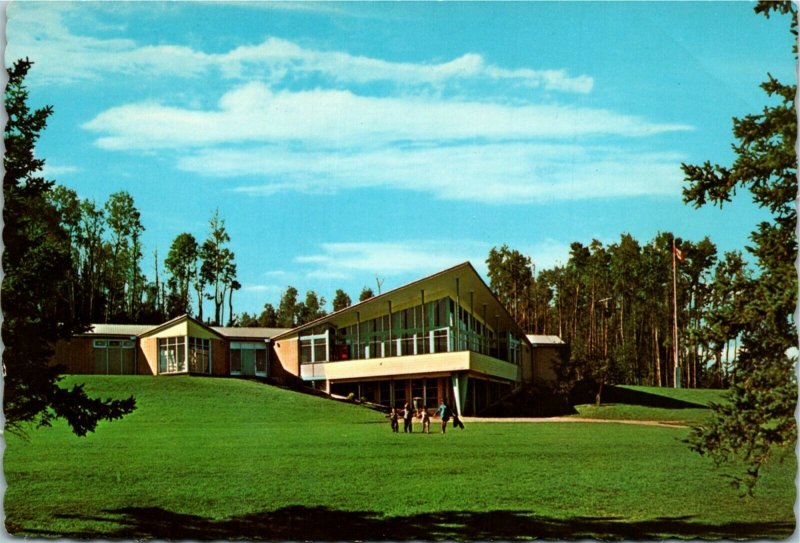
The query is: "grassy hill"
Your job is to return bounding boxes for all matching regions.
[4,376,795,540]
[572,385,727,424]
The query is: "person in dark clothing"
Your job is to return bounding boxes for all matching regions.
[452,409,465,429]
[389,408,399,433]
[403,402,414,433]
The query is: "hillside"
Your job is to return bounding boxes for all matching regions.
[572,384,727,424]
[4,376,795,540]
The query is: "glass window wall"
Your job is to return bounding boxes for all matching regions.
[158,337,186,373]
[92,339,136,374]
[300,295,524,366]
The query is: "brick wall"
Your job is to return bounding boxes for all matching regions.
[211,338,228,375]
[139,338,158,375]
[271,337,301,384]
[52,337,94,373]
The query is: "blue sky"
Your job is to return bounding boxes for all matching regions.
[7,1,795,317]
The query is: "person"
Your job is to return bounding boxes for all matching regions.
[436,401,450,434]
[452,408,465,430]
[403,402,414,433]
[389,408,399,433]
[419,406,430,434]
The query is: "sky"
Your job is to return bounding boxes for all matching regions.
[6,1,796,318]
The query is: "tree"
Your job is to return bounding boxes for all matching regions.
[48,185,82,321]
[75,198,107,322]
[332,289,352,312]
[164,233,199,318]
[486,245,534,330]
[359,287,375,302]
[104,191,144,321]
[297,291,327,325]
[199,210,236,325]
[3,59,135,436]
[277,286,300,327]
[239,303,279,328]
[260,304,279,327]
[237,312,259,327]
[682,0,797,494]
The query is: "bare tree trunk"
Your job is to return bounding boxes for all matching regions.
[654,325,662,387]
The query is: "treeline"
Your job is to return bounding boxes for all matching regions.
[48,182,388,329]
[487,234,749,389]
[48,186,239,326]
[237,286,376,328]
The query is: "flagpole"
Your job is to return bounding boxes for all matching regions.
[672,237,679,388]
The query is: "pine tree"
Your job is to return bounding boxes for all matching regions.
[682,1,797,494]
[3,59,135,436]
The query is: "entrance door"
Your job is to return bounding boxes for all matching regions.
[241,349,256,376]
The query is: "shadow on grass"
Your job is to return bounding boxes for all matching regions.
[20,506,794,540]
[598,385,710,409]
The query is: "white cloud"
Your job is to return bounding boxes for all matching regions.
[222,38,593,93]
[81,81,690,204]
[186,142,684,203]
[84,83,690,151]
[242,284,283,294]
[8,4,592,93]
[42,164,80,177]
[296,241,491,281]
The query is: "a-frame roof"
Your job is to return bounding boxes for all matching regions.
[273,261,530,344]
[139,314,227,340]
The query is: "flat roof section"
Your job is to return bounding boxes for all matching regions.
[212,327,292,340]
[83,324,157,337]
[526,335,565,346]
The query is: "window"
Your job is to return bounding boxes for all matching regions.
[93,339,136,374]
[158,337,186,373]
[300,331,329,364]
[424,379,438,409]
[188,337,211,374]
[432,328,449,353]
[231,342,268,376]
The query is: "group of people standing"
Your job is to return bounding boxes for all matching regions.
[389,401,465,434]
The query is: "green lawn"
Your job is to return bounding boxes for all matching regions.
[572,385,728,425]
[4,376,795,540]
[617,385,728,406]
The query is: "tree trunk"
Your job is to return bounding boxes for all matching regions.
[654,325,662,387]
[595,376,605,407]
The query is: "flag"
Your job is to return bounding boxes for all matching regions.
[673,245,684,262]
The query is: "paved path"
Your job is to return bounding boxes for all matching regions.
[459,416,689,428]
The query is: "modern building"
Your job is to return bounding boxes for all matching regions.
[52,262,561,416]
[52,316,293,381]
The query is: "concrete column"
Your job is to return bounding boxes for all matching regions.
[451,372,469,416]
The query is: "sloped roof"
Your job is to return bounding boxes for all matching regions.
[526,335,566,346]
[79,319,290,340]
[139,314,226,339]
[83,324,157,337]
[273,261,530,344]
[212,327,291,339]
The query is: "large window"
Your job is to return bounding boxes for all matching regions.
[303,296,521,366]
[231,342,267,376]
[300,326,331,364]
[158,337,186,373]
[158,336,212,374]
[93,339,136,374]
[188,337,211,374]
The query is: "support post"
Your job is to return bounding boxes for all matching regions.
[451,373,469,416]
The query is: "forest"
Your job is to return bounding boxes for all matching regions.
[44,177,751,393]
[485,237,745,390]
